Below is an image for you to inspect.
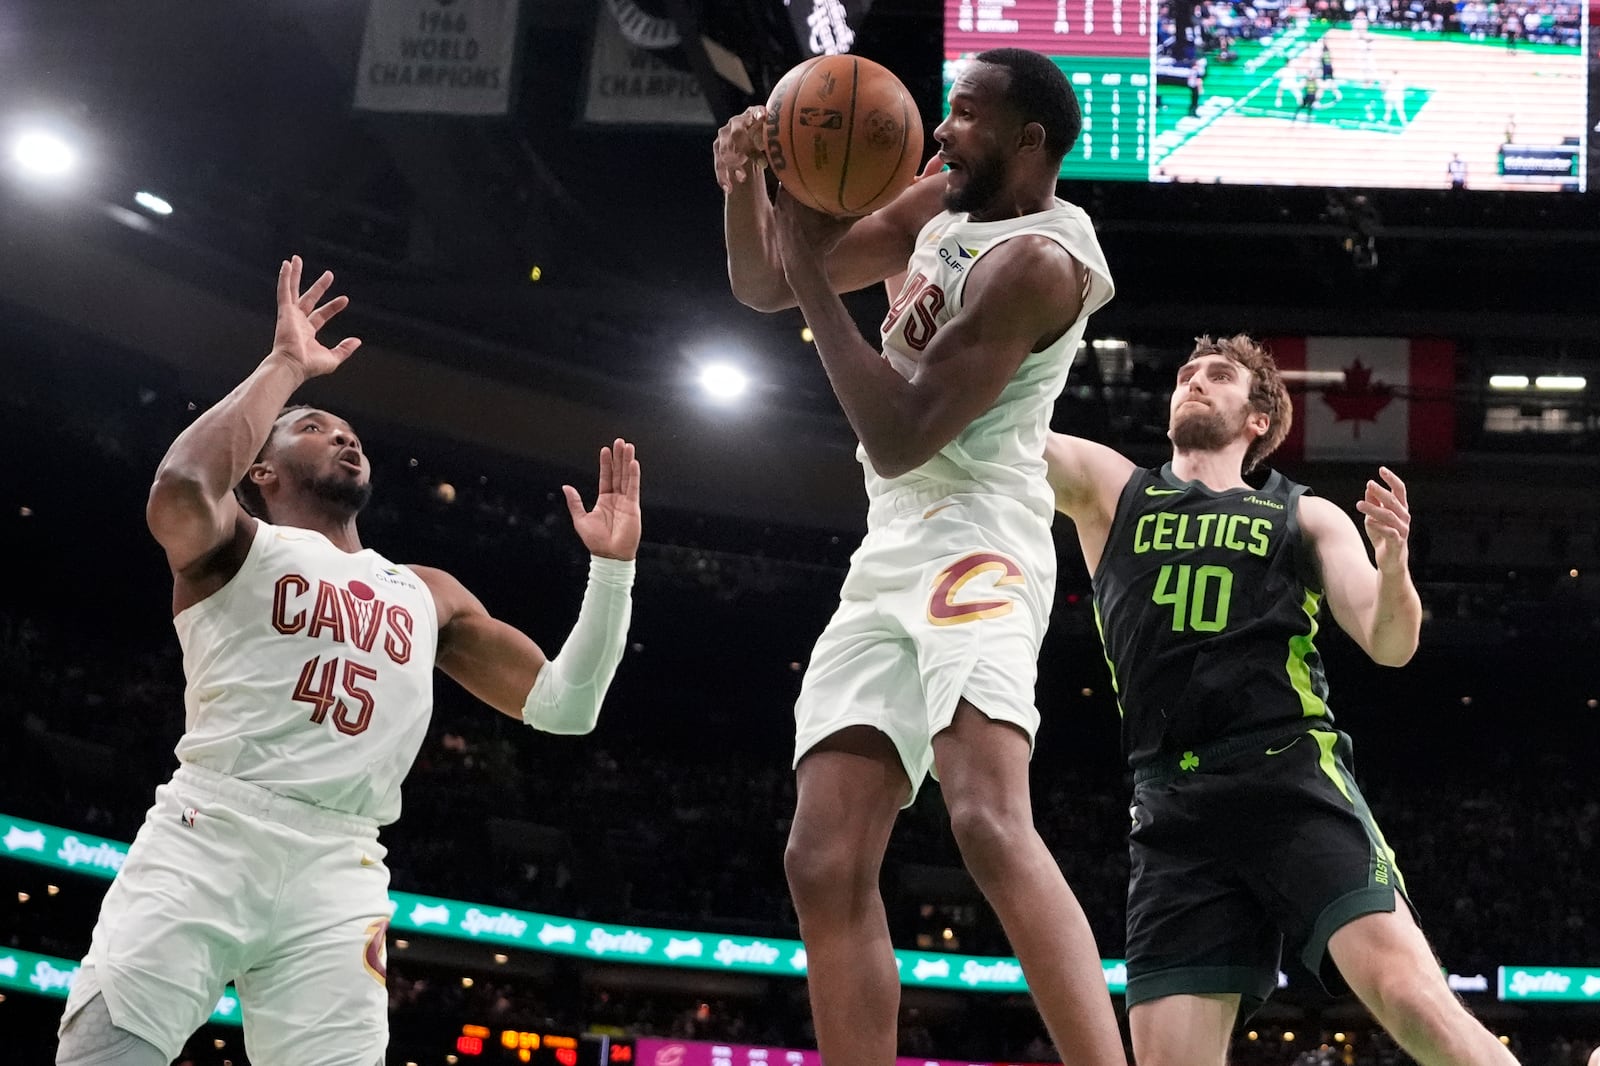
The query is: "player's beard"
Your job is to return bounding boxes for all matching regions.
[301,472,373,516]
[945,151,1006,214]
[1169,401,1248,453]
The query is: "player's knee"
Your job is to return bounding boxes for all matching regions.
[945,797,1027,873]
[1360,963,1458,1039]
[783,828,875,911]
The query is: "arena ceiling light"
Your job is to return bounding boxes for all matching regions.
[698,362,749,401]
[1488,375,1529,390]
[9,127,77,180]
[134,190,173,216]
[1534,375,1586,391]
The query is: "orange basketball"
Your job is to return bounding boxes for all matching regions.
[763,54,924,217]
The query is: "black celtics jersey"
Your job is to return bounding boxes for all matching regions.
[1092,463,1332,768]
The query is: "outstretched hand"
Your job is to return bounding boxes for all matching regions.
[713,105,769,194]
[564,439,641,562]
[270,255,362,379]
[1355,466,1410,575]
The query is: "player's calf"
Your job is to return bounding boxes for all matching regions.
[1330,910,1519,1065]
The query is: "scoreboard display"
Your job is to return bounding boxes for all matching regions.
[949,0,1153,180]
[443,1027,619,1065]
[944,0,1590,190]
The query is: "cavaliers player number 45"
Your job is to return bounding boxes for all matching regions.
[55,256,641,1066]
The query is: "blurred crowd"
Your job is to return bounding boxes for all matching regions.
[1159,0,1583,61]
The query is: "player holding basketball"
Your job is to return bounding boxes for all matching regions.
[714,48,1124,1066]
[55,257,640,1066]
[1043,335,1519,1066]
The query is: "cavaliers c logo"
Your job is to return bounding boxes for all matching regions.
[362,918,389,985]
[927,552,1025,626]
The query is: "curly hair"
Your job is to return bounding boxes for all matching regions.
[1185,334,1292,473]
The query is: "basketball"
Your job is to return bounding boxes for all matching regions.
[763,54,924,217]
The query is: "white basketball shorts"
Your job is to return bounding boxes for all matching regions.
[59,764,391,1066]
[794,486,1057,803]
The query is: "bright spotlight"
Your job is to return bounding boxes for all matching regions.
[11,129,77,178]
[134,190,173,216]
[1535,375,1586,391]
[699,363,748,400]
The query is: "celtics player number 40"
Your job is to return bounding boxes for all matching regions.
[1152,563,1234,633]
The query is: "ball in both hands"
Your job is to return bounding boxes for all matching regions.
[763,54,924,217]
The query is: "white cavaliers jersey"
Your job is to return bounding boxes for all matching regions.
[172,521,440,825]
[870,199,1114,518]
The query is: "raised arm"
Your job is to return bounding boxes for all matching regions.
[715,106,946,312]
[1043,431,1137,575]
[1299,468,1421,667]
[776,191,1085,478]
[1044,432,1137,522]
[418,440,641,732]
[147,257,360,579]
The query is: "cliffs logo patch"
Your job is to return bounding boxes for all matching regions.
[937,241,978,275]
[373,566,418,592]
[181,807,199,828]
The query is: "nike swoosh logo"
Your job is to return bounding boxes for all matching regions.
[923,503,956,520]
[1265,738,1301,756]
[1144,487,1183,497]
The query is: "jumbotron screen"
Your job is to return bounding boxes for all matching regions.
[944,0,1590,190]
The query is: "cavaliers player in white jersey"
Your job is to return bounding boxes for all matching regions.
[715,48,1125,1066]
[56,257,640,1066]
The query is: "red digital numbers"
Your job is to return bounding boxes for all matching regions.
[456,1034,485,1055]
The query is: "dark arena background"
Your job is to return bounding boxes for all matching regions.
[2,0,1599,1063]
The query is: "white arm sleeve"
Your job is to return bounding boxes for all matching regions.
[521,556,635,735]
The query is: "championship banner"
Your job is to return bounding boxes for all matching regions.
[580,2,715,127]
[1271,336,1456,463]
[353,0,521,115]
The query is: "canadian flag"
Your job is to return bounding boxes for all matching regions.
[1270,337,1455,463]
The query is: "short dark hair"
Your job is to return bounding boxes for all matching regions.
[234,404,316,520]
[1186,335,1293,473]
[974,48,1082,161]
